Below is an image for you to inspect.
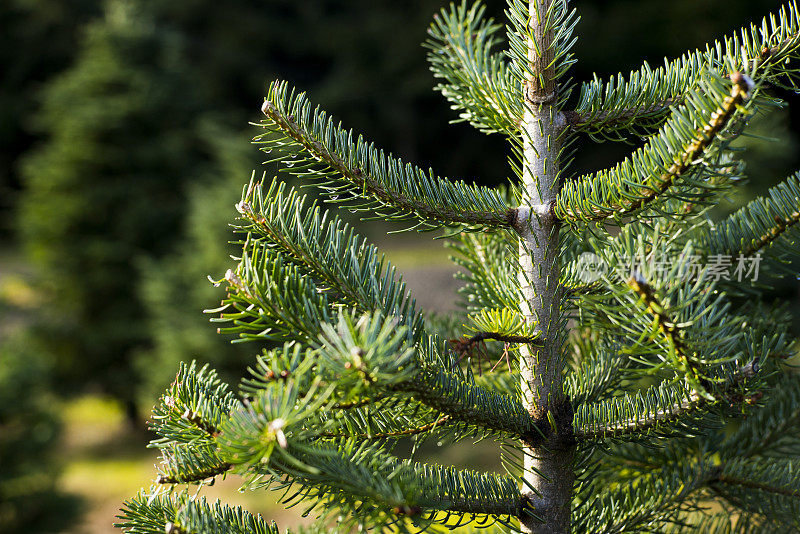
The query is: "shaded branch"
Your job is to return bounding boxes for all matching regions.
[741,209,800,256]
[575,359,759,441]
[563,100,676,131]
[576,389,703,441]
[569,24,799,136]
[702,170,800,259]
[396,369,549,443]
[711,475,800,499]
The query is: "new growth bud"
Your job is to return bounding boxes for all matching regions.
[730,71,755,96]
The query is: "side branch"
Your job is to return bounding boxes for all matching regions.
[267,443,527,522]
[702,170,800,258]
[710,475,800,499]
[565,39,784,133]
[156,461,232,485]
[454,331,540,349]
[556,73,753,223]
[569,2,800,140]
[259,82,516,230]
[322,415,452,440]
[563,100,676,132]
[742,210,800,256]
[398,368,549,443]
[575,388,702,440]
[574,360,759,441]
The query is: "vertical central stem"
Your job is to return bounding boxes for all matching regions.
[518,1,573,532]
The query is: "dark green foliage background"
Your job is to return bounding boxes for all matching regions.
[0,332,81,533]
[1,0,799,530]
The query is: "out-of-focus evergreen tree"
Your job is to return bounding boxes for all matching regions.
[18,0,211,416]
[0,0,100,235]
[151,0,505,176]
[135,125,257,406]
[0,332,78,533]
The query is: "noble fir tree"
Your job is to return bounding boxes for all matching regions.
[119,1,800,533]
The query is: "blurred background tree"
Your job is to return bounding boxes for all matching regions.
[134,125,256,406]
[18,0,211,419]
[0,331,80,533]
[1,0,799,530]
[0,0,100,237]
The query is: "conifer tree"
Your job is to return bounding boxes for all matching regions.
[18,0,209,415]
[135,127,257,405]
[0,332,77,533]
[120,1,800,532]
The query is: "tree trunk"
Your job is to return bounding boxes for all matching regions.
[518,1,574,532]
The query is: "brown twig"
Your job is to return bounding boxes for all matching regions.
[450,332,539,374]
[741,211,800,256]
[156,462,232,485]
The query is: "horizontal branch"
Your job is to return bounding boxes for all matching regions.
[703,170,800,258]
[711,475,800,499]
[566,38,783,133]
[322,415,452,440]
[260,441,528,523]
[156,461,232,485]
[258,81,515,231]
[569,1,800,138]
[574,358,759,441]
[703,457,800,525]
[743,210,800,256]
[575,389,702,440]
[563,99,676,132]
[398,366,548,443]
